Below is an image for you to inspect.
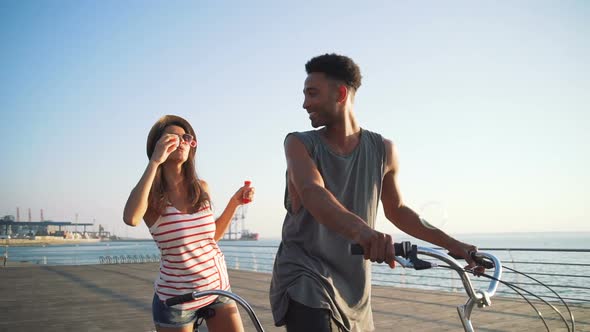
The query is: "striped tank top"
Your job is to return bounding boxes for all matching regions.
[149,203,230,310]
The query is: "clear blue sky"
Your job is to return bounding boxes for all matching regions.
[1,1,588,239]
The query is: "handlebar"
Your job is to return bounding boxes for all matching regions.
[350,241,503,332]
[349,243,495,269]
[350,242,435,270]
[165,289,265,332]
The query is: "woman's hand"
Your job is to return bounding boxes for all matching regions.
[150,134,180,165]
[231,183,255,206]
[213,182,256,241]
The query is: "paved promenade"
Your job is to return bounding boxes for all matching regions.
[0,263,588,331]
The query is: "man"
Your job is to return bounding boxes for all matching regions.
[269,53,480,332]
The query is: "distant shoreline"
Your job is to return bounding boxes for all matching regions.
[3,231,588,247]
[1,238,102,247]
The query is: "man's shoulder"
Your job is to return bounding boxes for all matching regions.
[284,130,320,145]
[362,128,395,146]
[361,127,384,138]
[360,128,388,146]
[285,129,319,138]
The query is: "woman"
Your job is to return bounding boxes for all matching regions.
[123,115,253,332]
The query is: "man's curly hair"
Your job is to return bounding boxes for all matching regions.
[305,53,362,91]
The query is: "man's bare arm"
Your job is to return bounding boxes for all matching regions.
[285,134,394,265]
[380,139,478,265]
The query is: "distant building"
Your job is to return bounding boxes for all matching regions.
[0,217,93,239]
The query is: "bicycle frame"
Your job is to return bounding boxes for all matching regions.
[168,242,501,332]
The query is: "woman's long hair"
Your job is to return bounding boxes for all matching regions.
[146,115,209,214]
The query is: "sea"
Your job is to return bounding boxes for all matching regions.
[4,232,590,304]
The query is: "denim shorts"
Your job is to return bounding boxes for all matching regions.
[152,291,235,328]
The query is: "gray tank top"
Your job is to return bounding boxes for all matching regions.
[270,128,386,332]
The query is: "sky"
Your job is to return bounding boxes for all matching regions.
[1,1,589,240]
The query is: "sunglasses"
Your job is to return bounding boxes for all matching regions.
[177,133,197,148]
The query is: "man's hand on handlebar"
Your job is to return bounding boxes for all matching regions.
[448,242,485,275]
[354,228,396,268]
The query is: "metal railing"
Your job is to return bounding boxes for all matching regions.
[98,254,160,264]
[218,244,590,303]
[5,242,588,303]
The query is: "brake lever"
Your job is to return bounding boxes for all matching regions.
[409,245,437,270]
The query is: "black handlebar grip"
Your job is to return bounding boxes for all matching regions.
[475,255,494,269]
[350,243,407,257]
[165,292,195,307]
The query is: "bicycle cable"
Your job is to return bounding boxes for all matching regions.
[437,264,572,332]
[503,265,575,332]
[480,268,571,332]
[438,265,551,331]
